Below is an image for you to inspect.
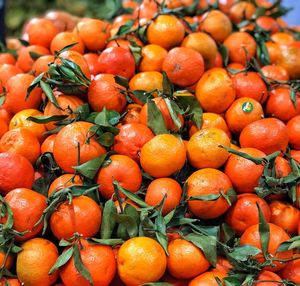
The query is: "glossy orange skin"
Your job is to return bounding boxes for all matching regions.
[253,270,282,286]
[4,188,46,241]
[167,239,210,279]
[0,53,16,65]
[278,254,300,284]
[0,64,22,88]
[240,223,293,271]
[239,118,289,155]
[256,16,280,34]
[162,47,204,87]
[0,118,8,138]
[269,200,300,234]
[113,123,154,162]
[187,168,233,219]
[48,174,83,197]
[277,44,300,80]
[145,178,182,215]
[271,32,295,46]
[139,44,168,72]
[83,53,102,76]
[261,65,289,82]
[0,152,34,195]
[229,2,256,24]
[0,249,14,270]
[50,195,102,240]
[189,270,226,286]
[53,121,106,173]
[287,115,300,149]
[224,148,266,194]
[50,32,85,54]
[88,74,127,113]
[225,193,271,235]
[32,55,55,75]
[2,74,42,114]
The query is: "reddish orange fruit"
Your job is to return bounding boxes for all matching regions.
[50,32,85,54]
[287,115,300,149]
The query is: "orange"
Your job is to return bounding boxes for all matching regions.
[195,68,236,113]
[113,123,154,162]
[162,47,204,87]
[88,73,127,113]
[187,168,233,219]
[232,72,268,103]
[76,19,109,51]
[287,115,300,149]
[117,236,167,286]
[4,188,46,241]
[16,238,59,286]
[145,178,182,215]
[239,118,289,154]
[48,174,83,196]
[50,195,102,240]
[129,71,163,95]
[167,239,210,279]
[98,47,136,79]
[32,55,55,75]
[189,270,226,286]
[53,121,106,173]
[0,248,14,270]
[83,53,102,76]
[9,109,47,142]
[60,239,116,286]
[229,1,256,24]
[3,74,42,115]
[0,118,8,138]
[140,134,186,178]
[96,154,142,200]
[224,148,266,194]
[0,64,22,87]
[187,127,230,169]
[256,16,280,34]
[266,88,300,122]
[0,152,34,195]
[27,18,58,48]
[50,32,85,54]
[0,53,16,65]
[147,14,185,50]
[215,256,233,275]
[265,41,281,64]
[271,32,295,46]
[199,10,232,43]
[0,279,21,286]
[278,254,300,284]
[261,65,289,82]
[0,128,40,164]
[253,270,282,286]
[225,193,271,235]
[181,32,217,69]
[44,11,77,33]
[225,97,264,134]
[240,223,293,271]
[223,32,257,66]
[139,44,168,72]
[277,44,300,80]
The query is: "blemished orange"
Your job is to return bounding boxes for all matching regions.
[117,237,167,286]
[129,71,163,95]
[167,239,210,279]
[225,193,271,235]
[195,68,236,113]
[240,223,293,271]
[60,239,116,286]
[189,270,226,286]
[50,32,85,54]
[53,121,106,173]
[96,154,142,200]
[239,118,289,155]
[199,10,232,43]
[223,32,257,65]
[181,32,217,69]
[50,195,102,240]
[287,115,300,149]
[41,134,57,154]
[187,127,230,169]
[139,44,168,72]
[225,97,264,134]
[48,174,83,197]
[16,238,59,286]
[145,178,182,215]
[162,47,205,87]
[147,14,185,50]
[0,128,41,164]
[4,188,47,241]
[140,134,186,178]
[187,168,233,219]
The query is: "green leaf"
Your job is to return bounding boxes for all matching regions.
[26,115,68,124]
[88,238,124,246]
[49,247,74,274]
[162,71,174,97]
[132,90,151,103]
[55,42,79,56]
[155,212,169,255]
[114,213,139,238]
[94,108,121,127]
[278,236,300,252]
[18,38,29,46]
[218,44,229,66]
[290,88,297,108]
[114,75,129,89]
[111,19,134,39]
[100,199,118,239]
[29,51,42,60]
[228,245,261,262]
[147,98,169,135]
[142,283,172,286]
[73,243,94,285]
[40,81,61,110]
[257,203,270,259]
[98,132,115,148]
[0,96,5,107]
[26,72,44,100]
[189,194,221,201]
[73,153,108,179]
[221,223,235,244]
[165,98,182,130]
[129,40,142,67]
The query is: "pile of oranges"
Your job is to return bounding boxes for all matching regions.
[0,0,300,285]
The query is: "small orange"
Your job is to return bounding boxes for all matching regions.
[139,44,168,72]
[189,270,226,286]
[50,32,85,54]
[0,53,16,65]
[287,115,300,150]
[41,134,57,154]
[256,16,280,34]
[48,174,83,197]
[129,71,163,95]
[229,1,256,24]
[261,65,290,81]
[277,44,300,80]
[278,254,300,284]
[253,270,283,286]
[32,55,55,75]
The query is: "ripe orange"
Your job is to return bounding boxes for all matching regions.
[145,178,182,215]
[287,115,300,149]
[83,53,102,76]
[96,154,142,200]
[162,47,204,87]
[0,152,34,195]
[277,44,300,79]
[147,14,185,50]
[139,44,168,72]
[50,32,85,54]
[0,118,8,138]
[60,239,116,286]
[253,270,282,286]
[256,16,280,34]
[44,11,77,33]
[0,279,21,286]
[32,55,55,75]
[271,32,295,46]
[140,134,186,178]
[187,168,233,219]
[189,270,226,286]
[0,53,16,65]
[53,121,106,173]
[195,68,236,113]
[278,254,300,284]
[16,238,59,286]
[48,174,83,197]
[0,64,22,87]
[261,65,289,82]
[129,71,163,95]
[229,1,256,24]
[0,249,14,270]
[117,237,167,286]
[187,127,230,169]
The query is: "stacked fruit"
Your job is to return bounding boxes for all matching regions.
[0,0,300,285]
